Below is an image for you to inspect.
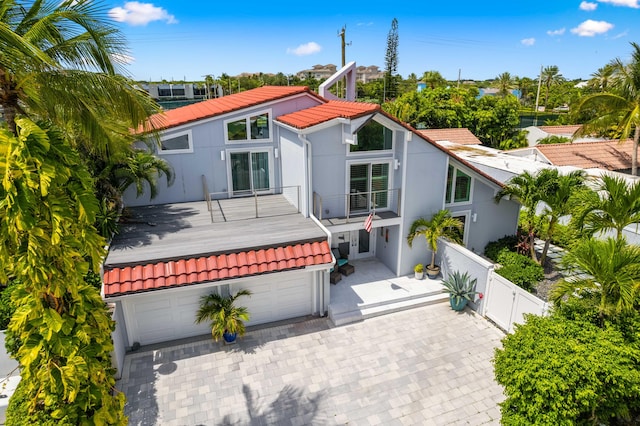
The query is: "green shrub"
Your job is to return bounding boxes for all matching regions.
[484,235,518,261]
[550,222,581,249]
[495,251,544,292]
[6,380,76,426]
[494,314,640,425]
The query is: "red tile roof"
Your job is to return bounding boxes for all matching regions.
[538,125,582,136]
[103,240,332,297]
[536,139,633,170]
[276,100,380,129]
[416,128,481,145]
[144,86,315,132]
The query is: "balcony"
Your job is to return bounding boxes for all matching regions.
[313,188,401,227]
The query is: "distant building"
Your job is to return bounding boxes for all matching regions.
[297,64,383,83]
[477,88,521,99]
[138,83,223,101]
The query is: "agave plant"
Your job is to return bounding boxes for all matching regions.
[441,270,479,306]
[195,289,252,341]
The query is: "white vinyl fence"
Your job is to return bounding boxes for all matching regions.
[439,240,549,333]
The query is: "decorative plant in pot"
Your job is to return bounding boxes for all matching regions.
[441,270,479,311]
[407,209,463,279]
[195,289,252,343]
[414,263,425,280]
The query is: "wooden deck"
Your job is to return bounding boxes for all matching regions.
[105,195,326,267]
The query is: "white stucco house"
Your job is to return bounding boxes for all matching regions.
[102,63,520,352]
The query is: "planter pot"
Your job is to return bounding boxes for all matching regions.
[222,331,237,344]
[414,271,424,280]
[449,296,468,311]
[426,265,440,279]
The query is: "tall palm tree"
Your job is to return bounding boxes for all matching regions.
[575,43,640,175]
[589,63,616,92]
[0,0,160,145]
[494,170,554,262]
[494,72,515,97]
[537,170,586,265]
[551,237,640,318]
[407,209,463,273]
[541,65,563,109]
[573,174,640,240]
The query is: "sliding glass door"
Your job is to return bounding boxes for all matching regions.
[230,151,271,196]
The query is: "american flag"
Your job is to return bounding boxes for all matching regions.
[364,212,373,233]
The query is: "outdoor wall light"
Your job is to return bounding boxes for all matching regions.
[274,148,279,158]
[472,213,478,223]
[394,159,401,170]
[220,151,225,161]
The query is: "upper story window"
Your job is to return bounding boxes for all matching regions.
[350,120,393,153]
[225,111,271,143]
[445,165,472,204]
[159,129,193,154]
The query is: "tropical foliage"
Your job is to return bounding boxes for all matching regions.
[195,290,252,341]
[494,313,640,425]
[441,271,478,305]
[407,210,462,271]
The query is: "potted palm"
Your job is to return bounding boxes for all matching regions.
[414,263,425,280]
[195,289,252,343]
[441,270,478,311]
[407,209,463,279]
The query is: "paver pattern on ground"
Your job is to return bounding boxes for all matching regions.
[118,303,506,425]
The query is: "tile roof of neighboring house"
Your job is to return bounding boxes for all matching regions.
[535,139,633,170]
[539,125,582,136]
[144,86,315,131]
[276,100,380,129]
[103,240,332,297]
[416,128,482,145]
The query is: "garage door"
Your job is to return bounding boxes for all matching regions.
[123,271,314,346]
[231,271,313,326]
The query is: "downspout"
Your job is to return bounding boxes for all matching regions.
[396,131,410,275]
[299,134,331,317]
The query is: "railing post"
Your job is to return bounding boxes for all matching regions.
[346,193,350,223]
[397,188,401,216]
[318,194,323,220]
[297,185,300,213]
[254,191,259,218]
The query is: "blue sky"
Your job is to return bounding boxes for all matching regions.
[105,0,640,82]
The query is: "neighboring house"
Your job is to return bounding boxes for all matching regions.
[508,139,634,174]
[477,88,521,99]
[523,124,586,146]
[296,64,383,83]
[102,63,520,348]
[416,128,482,146]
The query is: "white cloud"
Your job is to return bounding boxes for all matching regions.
[546,28,566,36]
[357,22,374,27]
[571,19,614,36]
[579,1,598,10]
[597,0,639,7]
[109,2,177,26]
[612,30,629,39]
[286,42,322,56]
[521,38,536,46]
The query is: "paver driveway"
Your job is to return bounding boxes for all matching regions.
[118,303,506,425]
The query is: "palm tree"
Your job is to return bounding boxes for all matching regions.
[541,65,563,109]
[195,290,252,341]
[407,210,463,274]
[537,170,586,265]
[0,0,159,145]
[494,171,554,262]
[421,70,447,89]
[575,43,640,175]
[494,72,515,97]
[589,63,616,92]
[551,238,640,318]
[573,174,640,240]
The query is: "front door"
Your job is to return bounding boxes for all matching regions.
[349,229,374,259]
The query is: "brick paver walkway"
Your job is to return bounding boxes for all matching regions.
[118,303,506,425]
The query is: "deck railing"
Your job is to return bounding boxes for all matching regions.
[313,188,401,221]
[201,176,301,222]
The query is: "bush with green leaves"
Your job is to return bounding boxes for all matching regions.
[494,313,640,425]
[484,235,519,261]
[495,250,544,292]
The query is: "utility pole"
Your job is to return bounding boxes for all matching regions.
[337,26,351,98]
[534,65,543,126]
